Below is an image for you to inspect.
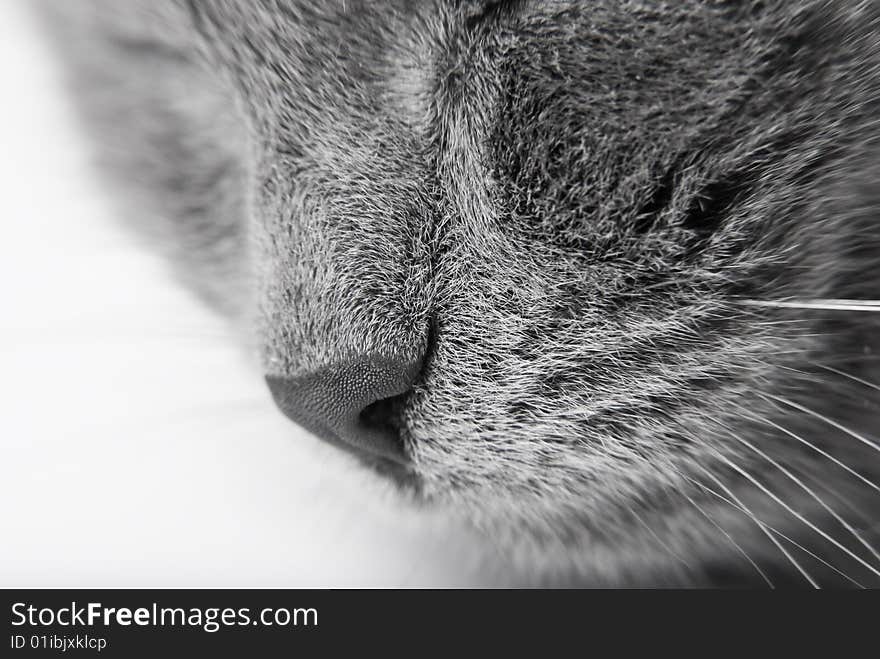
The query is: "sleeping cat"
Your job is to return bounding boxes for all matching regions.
[40,0,880,587]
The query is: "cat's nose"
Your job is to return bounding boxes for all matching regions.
[265,357,421,464]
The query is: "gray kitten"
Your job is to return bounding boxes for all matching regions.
[41,0,880,587]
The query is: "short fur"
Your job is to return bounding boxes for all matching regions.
[41,0,880,586]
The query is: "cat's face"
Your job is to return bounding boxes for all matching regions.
[52,0,880,586]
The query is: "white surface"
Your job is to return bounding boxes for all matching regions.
[0,0,489,587]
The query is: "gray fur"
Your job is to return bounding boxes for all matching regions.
[40,0,880,586]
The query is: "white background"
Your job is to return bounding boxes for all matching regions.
[0,0,494,586]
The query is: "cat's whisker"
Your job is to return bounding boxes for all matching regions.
[707,447,880,579]
[761,393,880,455]
[725,397,880,493]
[629,507,692,570]
[794,468,875,527]
[755,415,880,495]
[803,354,880,367]
[685,467,819,587]
[740,299,880,312]
[721,427,880,566]
[676,484,774,587]
[814,363,880,394]
[688,472,863,588]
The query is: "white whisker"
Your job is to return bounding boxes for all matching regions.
[708,448,880,579]
[762,393,880,455]
[629,507,692,570]
[686,466,819,588]
[691,475,864,588]
[677,485,774,587]
[740,299,880,312]
[816,364,880,394]
[795,470,875,526]
[724,398,880,495]
[756,416,880,495]
[723,428,880,566]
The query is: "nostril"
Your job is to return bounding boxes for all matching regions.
[265,356,421,467]
[358,392,408,454]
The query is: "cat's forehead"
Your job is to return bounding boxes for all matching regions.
[183,1,589,93]
[183,1,772,119]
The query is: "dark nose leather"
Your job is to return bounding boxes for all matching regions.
[265,357,421,464]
